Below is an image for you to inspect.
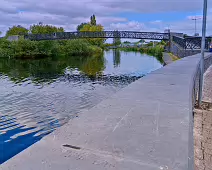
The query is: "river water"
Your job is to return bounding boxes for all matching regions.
[0,50,163,164]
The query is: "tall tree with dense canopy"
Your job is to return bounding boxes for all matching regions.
[77,23,87,31]
[6,25,29,36]
[90,15,96,26]
[30,23,64,34]
[80,24,106,46]
[113,30,121,46]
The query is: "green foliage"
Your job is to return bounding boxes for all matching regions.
[123,41,130,44]
[146,42,153,47]
[160,40,167,46]
[90,15,96,26]
[10,39,38,58]
[6,25,28,36]
[138,39,145,43]
[118,44,164,63]
[113,30,121,46]
[77,23,87,31]
[63,39,92,56]
[0,37,102,59]
[30,23,64,34]
[0,38,13,57]
[64,39,102,56]
[80,24,106,46]
[145,45,163,58]
[183,34,188,38]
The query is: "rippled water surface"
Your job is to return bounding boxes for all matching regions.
[0,50,163,164]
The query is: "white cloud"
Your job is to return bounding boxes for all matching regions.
[0,0,212,36]
[150,20,162,24]
[187,15,203,20]
[108,21,146,31]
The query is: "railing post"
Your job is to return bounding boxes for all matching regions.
[198,0,207,107]
[168,30,171,52]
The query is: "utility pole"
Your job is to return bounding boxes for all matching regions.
[198,0,208,107]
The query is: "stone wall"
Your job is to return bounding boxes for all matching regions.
[193,53,212,107]
[170,41,201,58]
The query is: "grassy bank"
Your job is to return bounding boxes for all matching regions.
[119,45,164,63]
[0,38,103,59]
[168,53,180,61]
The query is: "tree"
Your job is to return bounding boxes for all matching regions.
[80,24,106,46]
[77,23,87,31]
[90,15,96,26]
[6,25,29,37]
[123,41,130,44]
[183,34,188,38]
[138,39,145,43]
[30,23,64,34]
[160,40,167,46]
[0,31,2,35]
[113,30,121,46]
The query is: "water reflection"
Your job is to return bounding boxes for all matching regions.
[113,50,121,67]
[0,50,163,164]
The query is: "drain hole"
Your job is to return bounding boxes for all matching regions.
[63,144,81,150]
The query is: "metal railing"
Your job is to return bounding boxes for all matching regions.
[172,36,211,50]
[24,31,170,41]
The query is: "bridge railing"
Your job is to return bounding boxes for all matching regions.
[172,35,211,50]
[24,31,170,41]
[172,36,186,49]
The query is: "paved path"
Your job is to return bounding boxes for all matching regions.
[194,65,212,170]
[2,53,212,170]
[162,52,173,65]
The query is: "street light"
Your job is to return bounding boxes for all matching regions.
[191,16,202,36]
[198,0,208,107]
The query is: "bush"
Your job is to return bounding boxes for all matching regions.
[0,38,13,57]
[88,45,103,56]
[63,39,91,56]
[0,38,103,58]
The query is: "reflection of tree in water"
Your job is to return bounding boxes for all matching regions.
[81,55,105,77]
[0,55,105,84]
[113,49,121,68]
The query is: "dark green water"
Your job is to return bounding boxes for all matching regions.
[0,50,163,164]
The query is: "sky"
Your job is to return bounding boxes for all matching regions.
[0,0,212,40]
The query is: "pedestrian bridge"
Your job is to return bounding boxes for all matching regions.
[24,31,211,58]
[25,31,170,41]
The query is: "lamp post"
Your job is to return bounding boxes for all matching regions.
[192,16,202,36]
[198,0,208,107]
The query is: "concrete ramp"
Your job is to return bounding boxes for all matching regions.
[1,53,212,170]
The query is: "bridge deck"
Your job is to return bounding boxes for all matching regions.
[2,53,212,170]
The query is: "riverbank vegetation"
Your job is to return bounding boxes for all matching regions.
[0,14,167,60]
[0,15,104,59]
[118,44,165,63]
[169,53,179,61]
[0,38,102,58]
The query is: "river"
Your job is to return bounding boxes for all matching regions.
[0,50,163,164]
